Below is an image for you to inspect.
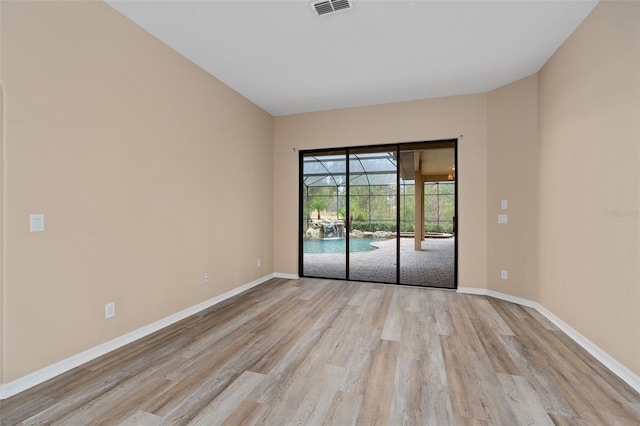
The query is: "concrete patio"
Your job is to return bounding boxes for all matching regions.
[302,237,455,288]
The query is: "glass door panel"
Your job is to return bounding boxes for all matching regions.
[347,147,398,283]
[301,151,347,279]
[399,144,456,288]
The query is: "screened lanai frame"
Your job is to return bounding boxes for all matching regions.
[303,151,399,188]
[299,140,459,288]
[302,150,405,232]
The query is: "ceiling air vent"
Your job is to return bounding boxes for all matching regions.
[311,0,353,17]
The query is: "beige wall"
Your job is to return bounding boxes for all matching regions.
[487,75,539,300]
[0,0,5,386]
[273,95,488,289]
[538,0,640,375]
[1,1,274,382]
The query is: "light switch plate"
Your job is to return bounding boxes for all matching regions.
[501,200,508,210]
[498,214,508,224]
[30,214,45,232]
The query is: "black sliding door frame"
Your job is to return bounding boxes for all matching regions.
[299,139,458,289]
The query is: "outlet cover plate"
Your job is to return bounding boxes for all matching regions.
[105,302,116,319]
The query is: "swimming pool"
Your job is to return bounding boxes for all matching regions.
[303,238,387,254]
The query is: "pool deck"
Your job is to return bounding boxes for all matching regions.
[302,237,455,288]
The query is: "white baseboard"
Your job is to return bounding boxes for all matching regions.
[0,273,278,400]
[457,287,640,393]
[455,286,487,296]
[273,272,299,280]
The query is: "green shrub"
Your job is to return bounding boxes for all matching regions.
[350,221,396,232]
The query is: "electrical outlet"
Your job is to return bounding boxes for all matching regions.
[498,214,508,224]
[105,302,115,319]
[30,214,45,232]
[204,273,210,284]
[257,258,261,267]
[501,270,508,280]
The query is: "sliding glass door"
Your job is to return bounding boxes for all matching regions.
[300,141,457,288]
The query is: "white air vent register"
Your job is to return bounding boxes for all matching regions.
[311,0,353,17]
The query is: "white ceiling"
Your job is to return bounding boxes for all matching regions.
[105,0,598,116]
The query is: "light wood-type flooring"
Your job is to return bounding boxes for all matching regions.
[2,277,639,425]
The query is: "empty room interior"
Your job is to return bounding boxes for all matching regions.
[1,0,639,424]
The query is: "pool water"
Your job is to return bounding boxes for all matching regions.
[303,238,387,254]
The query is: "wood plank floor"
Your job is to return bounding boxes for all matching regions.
[1,277,639,425]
